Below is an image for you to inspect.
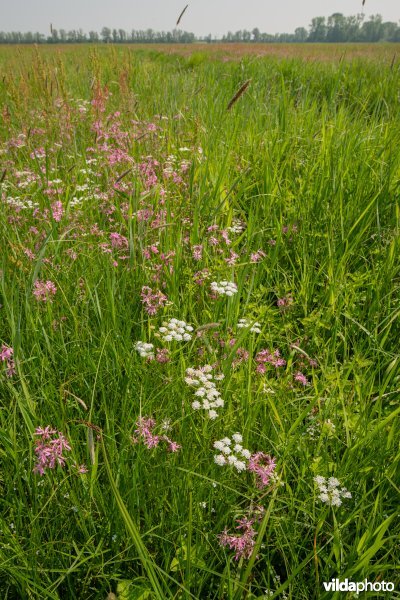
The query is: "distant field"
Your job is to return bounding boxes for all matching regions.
[131,42,400,62]
[0,45,399,599]
[0,42,399,63]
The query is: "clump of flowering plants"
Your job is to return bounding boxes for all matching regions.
[33,426,71,475]
[131,417,181,453]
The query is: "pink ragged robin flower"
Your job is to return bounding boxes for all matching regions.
[33,426,71,475]
[110,232,128,249]
[250,249,266,263]
[192,245,203,261]
[0,344,15,377]
[248,452,276,489]
[156,348,170,363]
[140,286,168,316]
[51,201,64,222]
[277,295,293,308]
[33,280,57,303]
[75,464,89,474]
[131,417,181,452]
[255,348,286,373]
[218,516,257,560]
[294,371,309,386]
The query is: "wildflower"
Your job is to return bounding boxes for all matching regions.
[250,249,266,263]
[277,295,293,308]
[110,232,128,249]
[33,427,71,475]
[33,280,57,303]
[75,464,88,474]
[314,476,352,507]
[156,348,170,363]
[224,250,239,266]
[294,371,309,386]
[220,230,231,245]
[132,417,180,452]
[237,318,261,333]
[159,318,193,342]
[218,516,257,560]
[0,344,15,377]
[192,245,203,261]
[134,341,155,359]
[185,365,224,418]
[210,281,238,297]
[51,201,64,222]
[255,348,286,373]
[227,219,245,234]
[140,286,168,316]
[213,435,251,472]
[214,454,227,466]
[248,452,276,488]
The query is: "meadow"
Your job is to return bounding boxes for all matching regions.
[0,44,399,599]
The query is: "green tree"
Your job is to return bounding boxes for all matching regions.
[308,17,327,42]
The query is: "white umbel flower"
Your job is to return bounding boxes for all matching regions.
[134,341,155,359]
[159,319,193,342]
[314,476,352,506]
[185,365,225,419]
[213,434,251,472]
[211,280,238,297]
[237,318,261,333]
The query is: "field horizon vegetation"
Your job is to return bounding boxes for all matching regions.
[0,43,399,599]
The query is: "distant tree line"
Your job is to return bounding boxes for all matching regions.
[1,14,400,44]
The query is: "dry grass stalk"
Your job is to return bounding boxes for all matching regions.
[227,79,251,110]
[176,4,189,26]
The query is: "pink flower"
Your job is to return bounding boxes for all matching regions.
[225,250,239,266]
[255,348,286,370]
[250,249,266,263]
[132,417,180,452]
[220,230,231,246]
[76,464,88,474]
[0,345,15,377]
[277,295,293,308]
[110,232,128,249]
[166,439,181,452]
[218,518,257,560]
[33,427,71,475]
[156,348,170,363]
[51,201,64,222]
[294,371,309,386]
[192,245,203,261]
[140,286,168,316]
[0,345,13,361]
[248,452,276,488]
[33,280,57,303]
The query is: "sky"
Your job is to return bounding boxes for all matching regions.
[1,0,399,37]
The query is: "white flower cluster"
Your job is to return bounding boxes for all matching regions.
[211,281,238,297]
[213,434,251,472]
[134,341,154,359]
[159,319,193,342]
[227,219,245,234]
[237,318,261,333]
[185,365,225,419]
[314,476,352,507]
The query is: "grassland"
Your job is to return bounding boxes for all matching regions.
[0,44,399,599]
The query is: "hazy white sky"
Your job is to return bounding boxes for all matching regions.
[1,0,399,36]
